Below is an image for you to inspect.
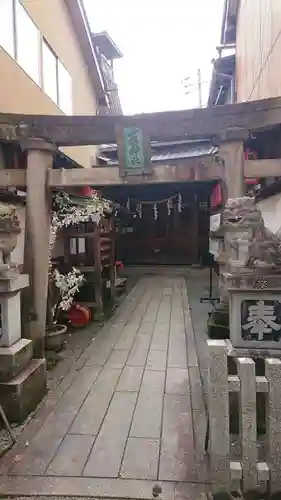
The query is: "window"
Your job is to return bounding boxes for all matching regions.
[58,60,72,115]
[42,40,58,104]
[15,0,40,84]
[0,0,73,114]
[0,0,15,58]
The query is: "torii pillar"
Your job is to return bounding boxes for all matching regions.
[22,139,56,358]
[218,127,248,200]
[213,128,248,303]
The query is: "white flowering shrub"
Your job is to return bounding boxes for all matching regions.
[48,191,111,324]
[53,267,84,314]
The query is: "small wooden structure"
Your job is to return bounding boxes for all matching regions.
[104,182,211,265]
[63,214,115,317]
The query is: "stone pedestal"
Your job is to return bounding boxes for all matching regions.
[0,273,47,423]
[0,338,33,382]
[225,271,281,353]
[0,358,46,422]
[0,274,29,347]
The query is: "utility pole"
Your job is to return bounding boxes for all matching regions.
[183,68,204,108]
[197,68,202,108]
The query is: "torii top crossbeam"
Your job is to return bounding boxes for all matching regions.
[0,96,281,146]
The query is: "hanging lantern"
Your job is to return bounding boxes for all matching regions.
[178,193,182,213]
[153,204,158,220]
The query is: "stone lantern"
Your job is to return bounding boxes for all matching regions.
[0,203,46,422]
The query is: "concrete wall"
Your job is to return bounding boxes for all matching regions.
[236,0,281,102]
[0,0,98,168]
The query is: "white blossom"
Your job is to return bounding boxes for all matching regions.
[49,191,111,320]
[53,267,85,312]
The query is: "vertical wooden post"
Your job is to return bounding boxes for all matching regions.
[217,128,249,200]
[93,223,103,318]
[109,215,116,303]
[23,139,56,358]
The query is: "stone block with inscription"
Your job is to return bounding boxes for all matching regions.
[226,273,281,351]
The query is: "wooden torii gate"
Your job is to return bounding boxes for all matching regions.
[1,96,281,356]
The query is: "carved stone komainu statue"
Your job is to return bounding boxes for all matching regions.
[0,202,21,274]
[222,196,281,271]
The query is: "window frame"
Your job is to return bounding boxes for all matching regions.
[42,37,59,105]
[0,0,16,59]
[0,0,73,114]
[14,0,41,86]
[57,59,73,115]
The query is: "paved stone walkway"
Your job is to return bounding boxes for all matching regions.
[0,275,209,499]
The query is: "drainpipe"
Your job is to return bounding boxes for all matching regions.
[214,71,235,104]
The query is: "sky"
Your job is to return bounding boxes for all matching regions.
[84,0,225,114]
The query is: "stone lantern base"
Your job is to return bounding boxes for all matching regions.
[0,274,46,422]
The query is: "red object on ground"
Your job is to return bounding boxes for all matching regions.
[116,261,124,270]
[67,304,91,327]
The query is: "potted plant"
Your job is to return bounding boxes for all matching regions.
[46,267,85,351]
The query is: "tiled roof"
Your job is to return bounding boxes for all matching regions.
[151,145,217,162]
[98,144,217,165]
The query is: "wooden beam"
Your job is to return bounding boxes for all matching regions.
[1,95,281,145]
[0,158,280,188]
[244,159,281,177]
[0,169,26,186]
[48,164,195,186]
[48,159,281,186]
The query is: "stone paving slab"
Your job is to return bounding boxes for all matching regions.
[146,349,167,371]
[104,349,130,369]
[120,437,160,479]
[0,274,209,498]
[150,325,170,351]
[83,392,137,478]
[126,334,151,367]
[159,394,196,482]
[165,368,190,395]
[46,434,95,477]
[116,366,144,392]
[69,369,121,435]
[130,370,165,439]
[167,334,188,369]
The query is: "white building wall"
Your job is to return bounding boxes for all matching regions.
[257,193,281,235]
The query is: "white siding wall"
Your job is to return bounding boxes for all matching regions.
[257,193,281,234]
